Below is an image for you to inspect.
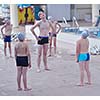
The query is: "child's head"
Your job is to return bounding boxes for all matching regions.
[38,11,46,19]
[18,33,25,42]
[81,30,89,39]
[6,20,10,25]
[4,18,10,25]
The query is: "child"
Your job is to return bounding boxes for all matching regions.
[76,30,91,86]
[1,19,13,57]
[31,11,53,72]
[14,33,32,91]
[48,16,61,56]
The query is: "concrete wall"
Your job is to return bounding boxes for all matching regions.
[47,4,70,21]
[92,4,100,23]
[73,4,92,20]
[47,4,92,21]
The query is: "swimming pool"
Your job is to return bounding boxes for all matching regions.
[62,27,100,38]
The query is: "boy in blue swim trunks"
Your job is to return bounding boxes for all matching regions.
[76,30,91,86]
[1,19,13,57]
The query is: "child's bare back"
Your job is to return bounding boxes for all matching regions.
[15,42,29,56]
[77,38,89,53]
[15,33,31,91]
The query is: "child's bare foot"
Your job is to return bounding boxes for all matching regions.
[24,88,32,91]
[76,84,84,87]
[18,88,22,91]
[85,82,91,85]
[37,69,41,73]
[10,56,13,58]
[45,68,51,71]
[5,56,9,59]
[48,54,52,57]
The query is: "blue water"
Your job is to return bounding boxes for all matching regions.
[62,27,100,38]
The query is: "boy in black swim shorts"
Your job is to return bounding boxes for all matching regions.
[48,16,61,56]
[14,33,32,91]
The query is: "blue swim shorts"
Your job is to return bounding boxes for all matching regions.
[4,36,11,42]
[78,53,90,62]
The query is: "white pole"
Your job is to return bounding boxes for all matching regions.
[10,4,18,28]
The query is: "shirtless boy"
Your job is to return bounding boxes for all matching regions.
[48,16,61,56]
[31,11,54,72]
[76,30,91,86]
[15,33,31,91]
[1,19,13,57]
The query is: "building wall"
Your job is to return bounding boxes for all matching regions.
[47,4,70,21]
[0,5,2,16]
[73,4,92,20]
[47,4,92,21]
[1,4,10,20]
[92,4,100,23]
[0,4,92,22]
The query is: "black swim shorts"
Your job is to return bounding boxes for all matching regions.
[38,36,49,45]
[16,56,28,67]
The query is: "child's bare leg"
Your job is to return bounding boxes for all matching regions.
[53,37,57,55]
[43,44,49,70]
[17,67,22,90]
[22,67,31,91]
[84,61,91,84]
[49,37,52,56]
[78,62,84,86]
[4,42,7,56]
[8,42,12,57]
[22,67,27,89]
[37,46,42,72]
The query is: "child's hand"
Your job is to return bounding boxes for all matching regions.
[75,58,79,63]
[37,37,41,41]
[56,32,58,34]
[29,63,32,69]
[3,34,5,38]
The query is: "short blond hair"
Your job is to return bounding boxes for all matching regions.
[38,11,44,17]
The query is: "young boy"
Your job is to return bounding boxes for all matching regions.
[14,33,32,91]
[1,19,13,57]
[48,16,61,56]
[76,30,91,86]
[31,11,54,72]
